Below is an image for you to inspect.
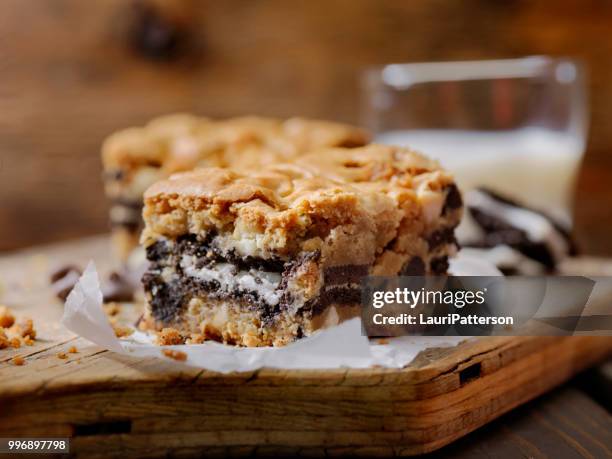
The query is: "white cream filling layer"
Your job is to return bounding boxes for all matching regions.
[212,233,269,259]
[180,254,282,306]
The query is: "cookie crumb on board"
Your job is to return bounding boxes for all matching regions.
[113,324,134,338]
[0,330,9,349]
[57,352,68,359]
[156,327,185,345]
[0,305,15,328]
[68,346,78,354]
[14,318,36,339]
[11,355,25,366]
[0,312,38,350]
[161,349,187,361]
[186,333,205,344]
[0,314,36,349]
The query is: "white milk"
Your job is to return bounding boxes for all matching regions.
[376,128,584,224]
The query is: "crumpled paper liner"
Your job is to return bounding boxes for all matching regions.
[61,254,500,373]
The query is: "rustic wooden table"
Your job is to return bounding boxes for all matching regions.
[0,236,610,458]
[430,378,612,458]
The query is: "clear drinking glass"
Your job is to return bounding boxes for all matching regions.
[361,56,588,226]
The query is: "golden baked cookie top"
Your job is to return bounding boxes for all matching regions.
[141,145,458,257]
[144,144,449,202]
[101,114,370,173]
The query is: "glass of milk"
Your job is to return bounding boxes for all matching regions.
[361,57,588,226]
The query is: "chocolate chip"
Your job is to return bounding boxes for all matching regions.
[430,256,449,275]
[427,227,457,250]
[443,184,463,215]
[50,265,82,301]
[400,257,425,276]
[102,271,135,303]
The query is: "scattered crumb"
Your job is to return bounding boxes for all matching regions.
[11,355,25,366]
[0,305,15,328]
[13,318,36,339]
[113,324,134,338]
[0,329,8,349]
[186,333,205,344]
[0,315,38,350]
[156,327,185,346]
[242,334,260,347]
[57,352,68,359]
[378,338,390,345]
[68,346,78,354]
[161,349,187,362]
[103,302,121,317]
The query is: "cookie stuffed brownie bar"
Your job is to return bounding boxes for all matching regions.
[102,114,369,260]
[140,144,463,346]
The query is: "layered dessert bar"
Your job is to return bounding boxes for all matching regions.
[140,144,463,346]
[102,114,369,260]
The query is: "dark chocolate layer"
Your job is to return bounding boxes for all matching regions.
[307,286,362,317]
[324,264,369,285]
[143,235,368,326]
[143,269,363,326]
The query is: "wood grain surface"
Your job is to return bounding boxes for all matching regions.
[0,236,610,457]
[0,0,612,253]
[430,385,612,458]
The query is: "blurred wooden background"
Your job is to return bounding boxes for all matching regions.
[1,0,611,254]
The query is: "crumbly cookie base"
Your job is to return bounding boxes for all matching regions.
[143,297,361,347]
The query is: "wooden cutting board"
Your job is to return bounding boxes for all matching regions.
[0,236,610,458]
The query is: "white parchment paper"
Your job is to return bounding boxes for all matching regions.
[61,253,500,373]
